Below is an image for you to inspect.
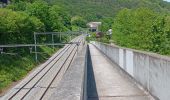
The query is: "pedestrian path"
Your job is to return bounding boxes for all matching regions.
[87,44,153,100]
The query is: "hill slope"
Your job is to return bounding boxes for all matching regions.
[46,0,170,21]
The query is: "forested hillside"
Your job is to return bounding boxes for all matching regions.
[48,0,170,21]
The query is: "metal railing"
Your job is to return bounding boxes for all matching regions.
[0,42,80,48]
[0,31,84,62]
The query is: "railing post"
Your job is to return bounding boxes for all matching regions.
[0,48,3,54]
[70,33,72,42]
[34,32,38,62]
[60,32,61,42]
[76,42,80,53]
[52,34,54,49]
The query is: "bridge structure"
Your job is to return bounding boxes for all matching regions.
[0,35,170,100]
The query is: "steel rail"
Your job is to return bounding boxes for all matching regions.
[8,37,80,100]
[20,38,81,100]
[39,38,80,100]
[8,44,71,100]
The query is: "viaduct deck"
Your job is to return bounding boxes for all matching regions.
[1,41,154,100]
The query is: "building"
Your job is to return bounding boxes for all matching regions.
[87,22,102,32]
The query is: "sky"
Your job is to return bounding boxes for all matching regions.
[164,0,170,2]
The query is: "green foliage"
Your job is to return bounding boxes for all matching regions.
[0,0,73,93]
[26,1,50,31]
[100,17,114,32]
[86,32,96,42]
[24,1,71,32]
[50,0,170,21]
[11,0,36,3]
[71,16,87,28]
[0,46,59,93]
[49,5,71,32]
[7,1,28,11]
[0,0,73,44]
[86,31,110,43]
[0,8,44,44]
[112,8,170,55]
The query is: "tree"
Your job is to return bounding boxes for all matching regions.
[0,8,44,44]
[100,17,114,32]
[71,16,87,28]
[112,8,170,55]
[49,5,71,32]
[26,1,50,31]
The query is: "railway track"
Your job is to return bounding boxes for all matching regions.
[2,35,84,100]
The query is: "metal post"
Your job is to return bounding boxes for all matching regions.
[34,32,38,62]
[52,34,54,49]
[29,47,32,54]
[97,26,98,32]
[76,42,79,53]
[0,48,3,54]
[70,33,72,42]
[60,32,61,42]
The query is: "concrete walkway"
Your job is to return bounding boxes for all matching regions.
[87,44,153,100]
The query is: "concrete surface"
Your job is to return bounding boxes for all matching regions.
[1,35,85,100]
[92,41,170,100]
[87,44,152,100]
[49,44,87,100]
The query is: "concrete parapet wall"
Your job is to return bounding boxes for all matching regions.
[92,41,170,100]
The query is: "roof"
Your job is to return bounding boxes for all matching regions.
[87,22,102,28]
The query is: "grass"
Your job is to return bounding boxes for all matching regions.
[0,46,60,93]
